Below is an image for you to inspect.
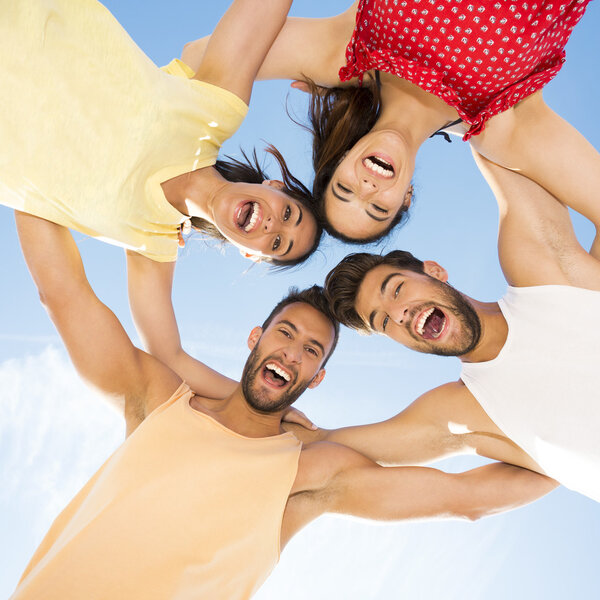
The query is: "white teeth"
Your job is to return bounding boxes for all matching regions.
[416,307,435,336]
[244,202,259,232]
[266,362,291,382]
[364,157,394,178]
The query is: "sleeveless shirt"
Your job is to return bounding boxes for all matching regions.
[12,384,302,599]
[340,0,590,139]
[461,286,600,501]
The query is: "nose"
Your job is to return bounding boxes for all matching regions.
[282,342,302,365]
[263,216,274,233]
[359,177,377,194]
[390,304,409,325]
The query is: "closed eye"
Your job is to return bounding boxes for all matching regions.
[338,183,352,194]
[371,204,388,214]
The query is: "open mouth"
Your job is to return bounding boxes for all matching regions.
[415,307,447,340]
[262,362,292,388]
[236,201,261,232]
[363,156,395,179]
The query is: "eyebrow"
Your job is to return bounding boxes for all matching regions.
[279,319,326,355]
[331,184,390,223]
[296,207,303,226]
[367,272,400,330]
[282,240,294,257]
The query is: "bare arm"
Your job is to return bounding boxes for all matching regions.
[192,0,292,104]
[472,150,600,290]
[126,251,237,399]
[473,92,600,242]
[182,3,357,88]
[16,212,182,435]
[289,381,541,473]
[326,447,557,523]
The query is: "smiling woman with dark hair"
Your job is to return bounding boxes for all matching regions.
[187,0,597,245]
[0,0,325,393]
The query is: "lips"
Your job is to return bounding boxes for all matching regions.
[235,200,262,233]
[363,155,395,179]
[415,307,447,340]
[262,361,292,389]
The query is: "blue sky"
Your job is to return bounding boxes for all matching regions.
[1,1,599,598]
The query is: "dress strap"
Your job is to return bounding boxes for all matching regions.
[429,118,463,143]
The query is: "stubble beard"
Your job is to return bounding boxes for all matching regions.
[240,346,310,414]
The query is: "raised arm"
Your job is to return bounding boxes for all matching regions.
[183,3,357,90]
[472,92,600,258]
[193,0,292,104]
[126,251,236,398]
[16,212,182,435]
[324,446,557,523]
[472,150,600,289]
[289,381,541,473]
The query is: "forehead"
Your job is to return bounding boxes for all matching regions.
[266,302,334,350]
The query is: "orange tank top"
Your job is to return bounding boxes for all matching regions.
[12,384,302,599]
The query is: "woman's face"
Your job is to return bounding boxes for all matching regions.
[323,130,415,241]
[212,180,318,262]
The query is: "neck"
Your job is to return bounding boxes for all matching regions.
[376,72,460,149]
[190,385,286,438]
[459,298,508,363]
[160,166,226,222]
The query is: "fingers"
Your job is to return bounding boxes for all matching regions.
[282,406,317,430]
[290,80,310,93]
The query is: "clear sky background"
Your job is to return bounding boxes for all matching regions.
[1,1,599,598]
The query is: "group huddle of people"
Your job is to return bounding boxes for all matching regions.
[4,0,598,598]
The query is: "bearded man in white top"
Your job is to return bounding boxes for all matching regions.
[323,154,600,501]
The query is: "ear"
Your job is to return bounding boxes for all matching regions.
[307,368,326,389]
[422,260,448,282]
[239,249,263,263]
[247,326,263,350]
[404,184,414,209]
[261,179,285,190]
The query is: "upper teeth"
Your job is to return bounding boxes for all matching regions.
[416,307,435,336]
[266,363,290,381]
[244,202,259,232]
[364,157,394,178]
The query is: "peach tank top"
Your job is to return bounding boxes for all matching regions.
[12,384,301,599]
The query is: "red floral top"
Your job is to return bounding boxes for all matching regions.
[340,0,590,139]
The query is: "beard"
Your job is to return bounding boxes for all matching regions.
[240,345,312,414]
[408,279,482,357]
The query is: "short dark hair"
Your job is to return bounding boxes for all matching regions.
[261,285,340,367]
[324,250,425,332]
[190,146,324,267]
[300,78,411,243]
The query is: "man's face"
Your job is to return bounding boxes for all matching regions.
[241,303,335,413]
[355,264,481,356]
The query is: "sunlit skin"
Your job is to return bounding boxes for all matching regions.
[324,129,415,240]
[355,263,484,357]
[161,170,318,262]
[241,302,335,414]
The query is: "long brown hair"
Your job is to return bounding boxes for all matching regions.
[190,146,324,267]
[301,77,411,243]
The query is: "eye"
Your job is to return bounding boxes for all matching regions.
[371,204,388,214]
[305,346,318,357]
[272,235,281,251]
[382,315,389,332]
[394,283,403,298]
[337,183,352,194]
[283,206,291,221]
[279,328,292,338]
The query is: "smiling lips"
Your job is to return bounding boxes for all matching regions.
[415,307,447,340]
[236,201,261,233]
[263,362,292,388]
[363,156,395,179]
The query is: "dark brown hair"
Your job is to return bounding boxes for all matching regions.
[261,285,340,366]
[301,78,411,243]
[190,146,324,267]
[324,250,425,332]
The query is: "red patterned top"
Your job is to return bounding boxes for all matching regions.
[339,0,590,139]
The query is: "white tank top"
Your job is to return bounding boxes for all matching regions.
[461,285,600,501]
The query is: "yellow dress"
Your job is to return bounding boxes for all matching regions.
[12,384,302,599]
[0,0,248,261]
